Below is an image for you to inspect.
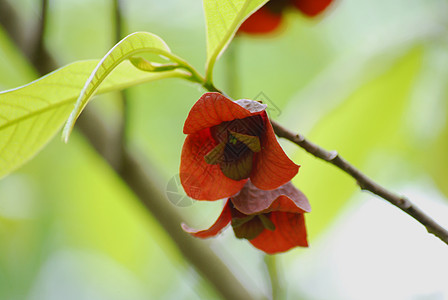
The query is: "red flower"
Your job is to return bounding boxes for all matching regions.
[180,92,299,200]
[238,6,283,34]
[182,180,311,254]
[292,0,333,17]
[239,0,333,34]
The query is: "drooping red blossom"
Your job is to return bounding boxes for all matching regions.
[292,0,333,17]
[239,0,333,34]
[238,6,283,34]
[182,180,311,254]
[180,92,299,201]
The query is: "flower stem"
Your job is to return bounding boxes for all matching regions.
[264,254,282,300]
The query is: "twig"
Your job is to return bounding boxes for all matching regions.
[30,0,57,75]
[200,80,448,245]
[0,0,23,48]
[112,0,128,171]
[270,120,448,245]
[112,0,123,43]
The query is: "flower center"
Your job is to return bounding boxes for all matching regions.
[204,116,264,181]
[229,134,238,145]
[231,210,276,240]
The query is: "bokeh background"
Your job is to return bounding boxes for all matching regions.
[1,0,448,299]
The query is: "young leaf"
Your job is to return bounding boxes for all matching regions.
[62,31,183,142]
[0,60,181,179]
[203,0,268,83]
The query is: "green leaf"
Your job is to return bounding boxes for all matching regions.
[62,31,183,141]
[203,0,268,83]
[0,60,181,179]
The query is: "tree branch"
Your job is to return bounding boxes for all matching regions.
[270,120,448,245]
[200,81,448,245]
[0,0,23,48]
[29,0,58,75]
[112,0,128,171]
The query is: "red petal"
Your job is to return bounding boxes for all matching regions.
[231,181,311,215]
[180,129,247,200]
[251,118,299,190]
[292,0,333,17]
[182,200,232,238]
[183,93,266,134]
[239,7,283,34]
[265,195,310,213]
[250,212,308,254]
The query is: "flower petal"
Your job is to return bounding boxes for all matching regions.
[183,93,266,134]
[238,7,283,34]
[264,195,310,214]
[292,0,333,17]
[233,99,267,114]
[180,129,247,200]
[251,120,299,190]
[231,180,311,215]
[250,212,308,254]
[181,200,232,238]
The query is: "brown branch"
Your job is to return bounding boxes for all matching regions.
[30,0,52,74]
[200,83,448,245]
[112,0,128,172]
[200,81,448,246]
[271,120,448,245]
[0,2,257,299]
[0,0,23,48]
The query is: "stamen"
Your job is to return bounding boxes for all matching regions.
[228,130,261,153]
[232,216,264,240]
[258,214,275,231]
[231,215,255,228]
[204,142,226,165]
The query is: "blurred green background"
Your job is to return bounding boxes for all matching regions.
[1,0,448,299]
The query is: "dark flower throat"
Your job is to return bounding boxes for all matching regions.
[204,115,264,181]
